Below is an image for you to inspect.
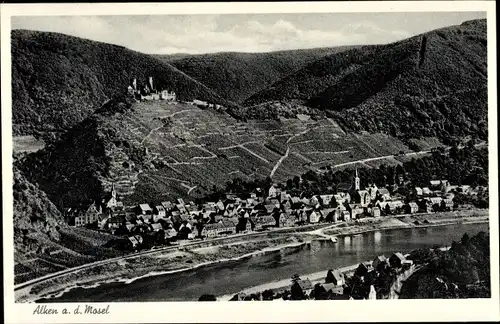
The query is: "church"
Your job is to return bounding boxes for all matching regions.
[336,169,372,207]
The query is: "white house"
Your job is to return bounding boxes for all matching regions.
[307,210,320,223]
[268,186,278,198]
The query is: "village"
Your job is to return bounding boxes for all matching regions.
[61,76,487,251]
[64,151,486,252]
[227,250,418,301]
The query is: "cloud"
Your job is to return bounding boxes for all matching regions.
[11,15,417,55]
[341,21,411,43]
[12,16,120,45]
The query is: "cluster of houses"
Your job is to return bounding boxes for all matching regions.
[64,169,485,250]
[230,251,413,301]
[126,76,177,102]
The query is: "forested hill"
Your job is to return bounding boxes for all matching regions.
[156,46,356,103]
[11,30,233,140]
[242,19,487,144]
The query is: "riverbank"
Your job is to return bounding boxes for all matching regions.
[15,209,489,303]
[17,235,313,303]
[217,263,358,301]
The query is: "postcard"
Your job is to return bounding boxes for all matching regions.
[1,1,498,323]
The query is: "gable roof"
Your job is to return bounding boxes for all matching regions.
[203,223,224,231]
[322,283,337,292]
[161,201,173,210]
[264,204,277,213]
[139,204,152,211]
[150,223,163,231]
[252,215,275,225]
[332,269,344,281]
[295,279,313,290]
[337,183,353,192]
[378,188,390,195]
[221,219,237,228]
[391,252,406,261]
[321,208,335,217]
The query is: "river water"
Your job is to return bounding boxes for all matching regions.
[40,222,488,302]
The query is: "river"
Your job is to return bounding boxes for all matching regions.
[39,222,488,302]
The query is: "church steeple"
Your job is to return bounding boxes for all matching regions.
[111,183,116,199]
[354,168,360,191]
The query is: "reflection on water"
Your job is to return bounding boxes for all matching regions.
[43,222,489,302]
[343,236,351,252]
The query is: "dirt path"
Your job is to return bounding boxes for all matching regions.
[140,125,164,144]
[269,146,290,178]
[269,124,321,178]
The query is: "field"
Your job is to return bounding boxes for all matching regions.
[84,101,442,204]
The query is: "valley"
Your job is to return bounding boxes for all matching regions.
[9,17,490,300]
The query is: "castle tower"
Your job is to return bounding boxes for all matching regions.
[354,168,360,191]
[149,76,154,92]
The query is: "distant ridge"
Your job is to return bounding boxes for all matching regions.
[157,46,357,103]
[239,19,487,143]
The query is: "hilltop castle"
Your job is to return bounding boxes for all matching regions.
[127,76,176,102]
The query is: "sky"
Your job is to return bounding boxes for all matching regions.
[11,12,486,54]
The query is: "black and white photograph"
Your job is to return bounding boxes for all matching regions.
[2,1,499,323]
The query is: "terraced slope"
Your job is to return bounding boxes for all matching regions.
[18,98,431,209]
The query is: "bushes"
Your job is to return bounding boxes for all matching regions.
[401,231,490,299]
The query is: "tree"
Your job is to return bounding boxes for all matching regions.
[312,283,328,300]
[432,203,440,212]
[461,233,470,246]
[293,176,301,189]
[291,274,301,284]
[325,269,335,284]
[262,289,274,300]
